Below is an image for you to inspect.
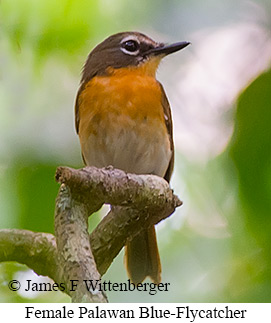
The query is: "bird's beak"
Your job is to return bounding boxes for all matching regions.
[145,41,190,57]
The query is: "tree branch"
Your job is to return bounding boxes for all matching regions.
[55,166,182,211]
[0,166,182,302]
[0,229,57,281]
[54,183,107,302]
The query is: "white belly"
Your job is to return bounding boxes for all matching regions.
[81,116,171,177]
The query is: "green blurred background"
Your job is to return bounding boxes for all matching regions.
[0,0,271,302]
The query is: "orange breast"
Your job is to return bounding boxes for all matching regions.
[78,68,171,176]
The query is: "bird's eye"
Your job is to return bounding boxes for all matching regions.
[122,40,139,52]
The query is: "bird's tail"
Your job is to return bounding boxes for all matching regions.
[125,225,161,284]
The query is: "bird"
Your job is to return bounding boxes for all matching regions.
[75,31,189,284]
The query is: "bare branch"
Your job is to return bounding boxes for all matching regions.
[55,166,182,210]
[0,229,57,281]
[1,166,182,303]
[55,166,182,276]
[54,184,107,302]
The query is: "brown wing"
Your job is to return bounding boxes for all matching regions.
[159,82,174,183]
[75,82,88,165]
[74,83,85,134]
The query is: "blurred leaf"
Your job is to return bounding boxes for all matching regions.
[229,69,271,301]
[230,70,271,248]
